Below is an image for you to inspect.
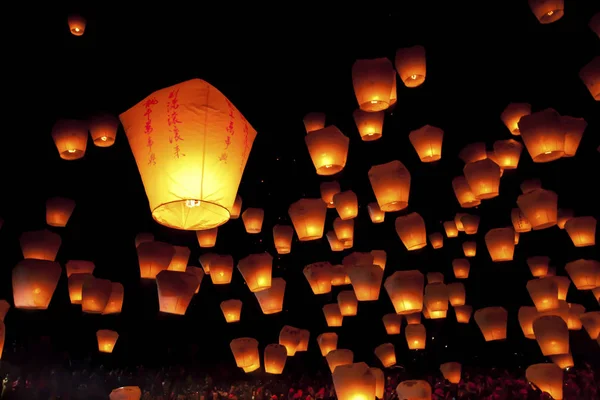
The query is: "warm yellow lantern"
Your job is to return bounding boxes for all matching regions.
[82,277,112,314]
[352,58,396,111]
[120,79,257,230]
[521,178,542,194]
[367,202,385,223]
[443,221,459,238]
[424,283,449,319]
[46,197,76,227]
[447,283,466,307]
[289,198,327,240]
[374,343,396,368]
[297,329,310,352]
[196,228,218,248]
[455,305,473,323]
[501,102,531,135]
[440,362,462,384]
[168,245,190,272]
[135,232,153,248]
[382,313,402,335]
[51,119,88,160]
[527,278,559,312]
[238,252,272,292]
[103,282,124,315]
[230,338,259,369]
[323,303,343,327]
[254,278,285,314]
[511,208,532,233]
[136,241,174,279]
[474,307,507,341]
[518,108,565,162]
[303,112,326,133]
[89,114,119,147]
[526,364,563,400]
[338,290,358,316]
[317,332,338,356]
[462,241,476,257]
[331,265,349,286]
[332,362,376,400]
[68,274,92,305]
[485,227,515,262]
[565,259,599,290]
[304,262,333,295]
[429,233,443,249]
[463,158,501,200]
[551,353,574,370]
[579,56,599,101]
[220,299,242,323]
[565,216,596,247]
[405,312,422,325]
[279,325,302,356]
[273,225,294,254]
[395,45,426,87]
[528,0,564,23]
[395,212,426,250]
[384,270,424,314]
[533,315,569,356]
[408,125,443,162]
[405,324,426,350]
[561,116,587,157]
[67,14,86,35]
[12,259,61,310]
[327,231,345,252]
[368,161,411,211]
[205,254,235,284]
[242,208,264,233]
[305,126,350,175]
[517,189,558,230]
[156,270,197,315]
[320,181,341,208]
[527,256,550,277]
[333,218,354,243]
[452,259,470,279]
[492,139,523,169]
[333,191,358,220]
[20,229,61,261]
[353,109,384,141]
[97,329,119,353]
[396,380,431,400]
[231,195,242,219]
[110,386,141,400]
[264,344,287,374]
[459,142,487,164]
[451,176,481,208]
[326,349,354,373]
[557,209,573,229]
[347,265,384,301]
[548,276,570,300]
[426,272,444,284]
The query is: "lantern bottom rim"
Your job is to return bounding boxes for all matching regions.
[152,199,230,231]
[380,201,408,212]
[92,136,116,147]
[361,133,382,141]
[531,221,557,230]
[532,150,564,163]
[316,165,344,175]
[59,149,85,160]
[475,192,499,200]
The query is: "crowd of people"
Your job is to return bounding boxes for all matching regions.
[0,362,598,400]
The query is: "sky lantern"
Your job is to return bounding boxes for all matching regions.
[338,290,358,316]
[326,349,353,373]
[460,215,480,235]
[343,240,353,249]
[331,265,349,286]
[561,116,587,157]
[264,344,287,374]
[565,259,599,290]
[579,56,599,101]
[551,353,574,370]
[368,160,411,212]
[12,259,61,310]
[440,362,461,384]
[557,209,573,229]
[485,227,515,262]
[305,126,350,175]
[518,306,540,339]
[370,368,384,399]
[0,301,9,322]
[564,216,596,247]
[352,58,396,111]
[367,202,385,223]
[501,102,531,135]
[462,241,476,257]
[167,246,190,272]
[317,332,338,356]
[346,265,383,301]
[82,277,112,313]
[396,380,431,400]
[304,262,333,295]
[289,198,327,240]
[528,0,564,23]
[238,252,272,292]
[527,278,559,312]
[427,272,444,284]
[303,112,326,133]
[323,303,343,327]
[405,312,421,325]
[518,108,565,162]
[230,338,259,369]
[463,158,501,200]
[580,312,600,339]
[110,386,142,400]
[20,229,61,261]
[196,228,218,248]
[254,278,285,314]
[548,276,570,301]
[297,329,310,352]
[459,142,487,164]
[273,225,294,254]
[452,259,470,279]
[327,231,345,252]
[68,274,92,305]
[97,329,119,353]
[424,283,449,319]
[405,324,426,350]
[371,250,386,270]
[136,241,174,279]
[67,14,86,35]
[51,119,88,160]
[395,45,426,88]
[395,212,426,250]
[220,299,242,323]
[533,315,569,356]
[514,231,520,244]
[135,232,153,248]
[451,176,481,208]
[353,109,384,141]
[447,283,466,307]
[455,305,472,323]
[382,313,402,335]
[408,125,443,162]
[567,303,585,330]
[474,307,508,341]
[332,362,376,400]
[443,221,459,238]
[156,270,197,315]
[279,325,302,356]
[242,208,264,233]
[511,208,532,233]
[230,195,242,219]
[527,256,550,277]
[374,343,396,367]
[333,191,358,220]
[103,282,124,315]
[454,213,467,231]
[89,114,119,147]
[517,189,558,230]
[320,181,341,208]
[186,266,204,294]
[46,197,76,227]
[492,139,523,169]
[120,79,257,231]
[384,270,424,314]
[526,364,563,400]
[429,233,443,249]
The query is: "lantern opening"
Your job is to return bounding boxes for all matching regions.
[152,199,230,230]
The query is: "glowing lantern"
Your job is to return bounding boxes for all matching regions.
[334,218,354,244]
[565,216,596,247]
[517,189,558,230]
[352,58,395,111]
[135,232,153,248]
[338,290,358,316]
[370,368,384,399]
[242,208,264,233]
[0,301,9,322]
[521,179,542,194]
[548,276,570,300]
[333,191,358,220]
[551,353,574,370]
[368,161,411,212]
[367,202,385,223]
[518,306,540,339]
[395,46,426,87]
[89,114,119,147]
[384,270,424,314]
[46,197,76,227]
[408,125,443,162]
[579,56,599,101]
[231,195,242,219]
[264,344,287,374]
[51,120,88,159]
[424,283,449,319]
[405,312,421,325]
[533,315,569,356]
[447,283,466,307]
[332,362,376,400]
[304,262,333,295]
[326,349,353,373]
[580,312,600,339]
[426,272,444,284]
[455,305,472,323]
[474,307,507,341]
[220,299,242,323]
[320,181,341,208]
[567,303,585,330]
[254,278,285,314]
[561,116,587,157]
[527,278,559,311]
[501,103,531,135]
[273,225,293,254]
[511,208,532,233]
[463,159,501,200]
[528,0,564,23]
[374,343,396,367]
[444,221,459,238]
[297,330,310,351]
[382,314,402,335]
[19,229,61,261]
[305,126,350,175]
[331,265,350,286]
[230,338,259,369]
[397,381,431,400]
[347,265,384,301]
[451,176,481,208]
[186,265,205,293]
[461,215,480,235]
[327,231,345,251]
[110,386,141,400]
[371,250,386,270]
[279,325,301,356]
[12,259,61,310]
[353,109,384,141]
[462,241,476,257]
[238,252,272,292]
[196,228,218,248]
[323,303,343,327]
[103,283,124,315]
[120,79,257,230]
[459,143,487,164]
[317,332,338,356]
[68,274,92,305]
[527,256,550,277]
[97,329,119,353]
[514,231,520,244]
[565,259,599,290]
[518,109,565,162]
[593,288,600,304]
[395,212,426,250]
[440,362,461,384]
[526,364,563,400]
[405,324,426,350]
[453,259,470,279]
[557,209,573,229]
[136,241,174,279]
[156,270,197,315]
[289,198,327,240]
[485,227,515,262]
[304,112,326,133]
[428,233,443,249]
[67,14,86,35]
[82,277,112,314]
[492,139,523,169]
[167,245,190,272]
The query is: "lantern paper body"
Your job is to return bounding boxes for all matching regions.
[374,343,396,367]
[304,112,326,133]
[97,330,119,353]
[279,325,302,356]
[103,282,124,315]
[68,15,86,35]
[66,260,95,277]
[462,241,476,257]
[474,307,508,341]
[440,362,462,384]
[46,197,76,227]
[82,277,112,314]
[395,212,426,250]
[512,208,532,233]
[580,312,600,339]
[528,0,564,23]
[533,315,569,356]
[242,208,264,234]
[369,161,411,212]
[156,271,198,315]
[327,231,345,252]
[552,353,574,370]
[527,256,550,277]
[0,301,9,322]
[273,225,293,254]
[264,344,287,374]
[382,313,402,335]
[352,58,396,111]
[119,79,257,230]
[461,215,480,234]
[429,233,444,249]
[238,252,272,292]
[347,265,384,301]
[424,283,449,319]
[196,228,218,248]
[20,229,61,261]
[320,181,341,208]
[518,109,565,162]
[567,303,585,330]
[135,232,153,248]
[323,304,343,327]
[493,139,523,169]
[13,259,61,310]
[459,142,487,164]
[579,56,599,101]
[230,195,242,219]
[455,305,473,323]
[405,324,426,349]
[338,291,358,316]
[317,332,338,356]
[51,119,88,160]
[371,250,386,270]
[501,103,531,135]
[561,116,587,157]
[220,299,242,323]
[444,221,459,238]
[453,259,470,279]
[305,126,349,175]
[304,262,333,295]
[297,329,310,352]
[405,312,421,325]
[565,259,600,290]
[485,228,515,262]
[255,278,285,314]
[517,189,558,230]
[137,241,174,279]
[327,349,354,373]
[526,364,563,400]
[332,362,376,400]
[89,114,119,147]
[527,278,559,312]
[395,46,426,87]
[396,380,431,400]
[409,125,443,162]
[367,202,385,223]
[452,176,481,208]
[565,216,596,247]
[289,198,327,240]
[385,270,424,314]
[447,283,466,307]
[463,159,501,200]
[68,274,92,305]
[230,338,259,369]
[353,109,384,141]
[110,386,142,400]
[207,254,233,285]
[186,266,204,294]
[333,191,358,220]
[549,276,570,300]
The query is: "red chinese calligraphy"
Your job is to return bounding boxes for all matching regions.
[167,89,185,158]
[220,100,237,162]
[143,97,159,165]
[240,118,250,172]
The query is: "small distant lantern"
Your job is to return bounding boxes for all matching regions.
[451,176,481,208]
[289,198,327,240]
[405,324,426,350]
[564,216,596,247]
[440,362,462,384]
[395,45,426,87]
[528,0,564,23]
[384,270,424,314]
[369,161,411,211]
[20,229,61,261]
[424,283,449,319]
[264,344,287,374]
[374,343,396,367]
[279,325,302,356]
[429,233,443,249]
[317,332,338,356]
[408,125,443,162]
[346,265,384,301]
[46,197,76,227]
[447,283,466,307]
[474,307,507,341]
[273,225,294,254]
[136,241,174,279]
[452,259,470,279]
[81,277,112,314]
[327,231,345,252]
[67,15,86,36]
[51,119,88,161]
[443,221,459,238]
[395,212,427,250]
[455,305,472,323]
[492,139,523,169]
[323,303,343,327]
[501,102,531,135]
[303,112,326,133]
[89,114,119,147]
[242,208,264,233]
[97,329,119,353]
[156,270,197,315]
[485,227,515,262]
[527,256,550,277]
[460,215,480,235]
[220,299,242,323]
[561,116,587,157]
[527,278,559,312]
[333,218,354,243]
[517,189,558,230]
[238,252,272,292]
[352,58,396,111]
[353,109,384,141]
[305,126,350,175]
[304,262,333,295]
[338,290,358,316]
[320,181,341,208]
[462,241,476,257]
[333,191,358,220]
[518,108,565,162]
[382,313,402,335]
[368,202,385,223]
[230,338,259,369]
[12,259,61,310]
[196,228,218,248]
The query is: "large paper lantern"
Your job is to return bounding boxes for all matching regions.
[317,332,338,356]
[238,252,272,292]
[303,112,326,133]
[12,259,61,310]
[565,216,596,247]
[395,212,426,250]
[452,259,470,279]
[89,114,119,147]
[0,301,9,322]
[338,291,358,316]
[374,343,396,367]
[384,270,424,314]
[565,259,600,290]
[579,56,599,101]
[405,324,426,350]
[46,197,76,227]
[279,325,302,356]
[19,229,61,261]
[323,303,343,327]
[230,338,259,369]
[409,125,443,162]
[273,225,293,254]
[97,330,119,353]
[533,315,569,356]
[346,265,384,301]
[196,228,218,248]
[395,46,426,87]
[517,189,558,230]
[254,278,285,314]
[452,176,481,208]
[289,198,327,240]
[528,0,564,23]
[326,349,353,373]
[352,58,396,111]
[527,278,559,311]
[526,364,563,400]
[368,161,411,211]
[110,386,141,400]
[485,228,515,262]
[440,362,462,384]
[518,109,565,162]
[264,344,287,374]
[463,159,501,199]
[136,241,174,279]
[320,181,341,208]
[353,109,384,141]
[119,79,257,230]
[156,270,197,315]
[332,362,376,400]
[305,126,349,175]
[501,102,531,135]
[242,208,264,233]
[474,307,507,341]
[81,277,112,313]
[561,116,587,157]
[220,299,242,323]
[103,282,124,315]
[67,15,86,35]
